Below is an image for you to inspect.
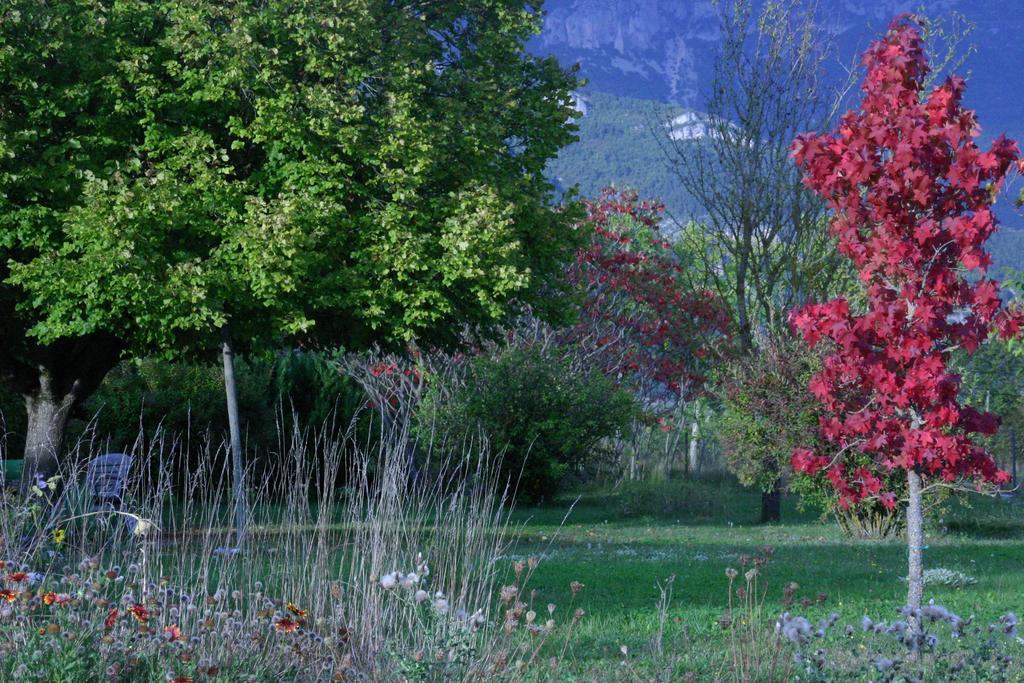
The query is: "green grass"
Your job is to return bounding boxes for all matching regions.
[503,480,1024,677]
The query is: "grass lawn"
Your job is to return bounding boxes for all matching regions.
[504,479,1024,677]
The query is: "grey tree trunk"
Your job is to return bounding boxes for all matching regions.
[221,328,247,550]
[687,415,700,476]
[906,469,925,646]
[2,333,123,493]
[20,384,75,493]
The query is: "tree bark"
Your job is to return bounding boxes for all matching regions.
[906,469,925,648]
[221,327,247,550]
[11,334,123,494]
[20,381,75,492]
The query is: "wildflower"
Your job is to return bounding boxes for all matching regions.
[379,572,401,590]
[105,608,118,628]
[128,604,150,623]
[776,613,812,644]
[725,568,738,580]
[6,572,27,583]
[500,585,518,604]
[42,592,64,606]
[52,529,65,546]
[414,589,429,604]
[133,519,154,537]
[274,617,299,633]
[570,581,584,595]
[171,676,193,683]
[400,572,419,589]
[164,624,182,642]
[744,568,758,582]
[922,603,953,622]
[547,603,556,615]
[287,603,307,619]
[1001,612,1019,636]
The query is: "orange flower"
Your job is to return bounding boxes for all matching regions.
[104,608,118,628]
[274,616,299,633]
[128,604,149,622]
[41,592,68,606]
[171,676,193,683]
[6,572,27,582]
[164,624,182,642]
[0,589,16,603]
[287,602,307,618]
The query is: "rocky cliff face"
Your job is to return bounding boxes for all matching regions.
[530,0,1023,140]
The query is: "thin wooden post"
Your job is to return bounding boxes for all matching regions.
[221,326,247,550]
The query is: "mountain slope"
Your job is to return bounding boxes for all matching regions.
[535,1,1024,274]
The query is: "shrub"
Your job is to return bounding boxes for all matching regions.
[422,345,636,503]
[716,333,904,537]
[59,351,367,490]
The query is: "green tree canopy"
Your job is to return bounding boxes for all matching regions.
[0,0,581,480]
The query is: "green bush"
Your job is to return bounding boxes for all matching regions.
[716,333,904,537]
[67,350,366,487]
[423,345,636,502]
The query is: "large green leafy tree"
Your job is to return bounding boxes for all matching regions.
[0,0,580,483]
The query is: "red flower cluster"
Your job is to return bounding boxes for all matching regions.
[567,187,731,402]
[789,16,1022,508]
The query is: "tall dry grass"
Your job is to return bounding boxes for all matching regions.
[0,409,570,681]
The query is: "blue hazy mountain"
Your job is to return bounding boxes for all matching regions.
[531,1,1024,273]
[531,1,1021,140]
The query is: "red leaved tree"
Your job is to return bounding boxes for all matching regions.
[567,188,731,409]
[789,15,1024,638]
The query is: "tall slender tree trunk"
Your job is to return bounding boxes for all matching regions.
[20,381,75,493]
[906,469,925,648]
[221,327,247,550]
[687,411,700,476]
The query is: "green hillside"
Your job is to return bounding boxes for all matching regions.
[549,91,701,220]
[552,90,1024,276]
